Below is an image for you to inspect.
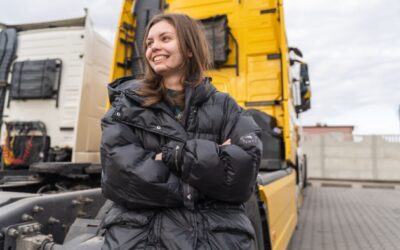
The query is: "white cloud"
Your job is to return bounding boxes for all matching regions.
[286,0,400,134]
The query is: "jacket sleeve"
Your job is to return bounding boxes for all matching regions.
[162,96,262,203]
[101,106,183,209]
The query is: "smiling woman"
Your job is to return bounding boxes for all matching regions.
[137,14,210,107]
[100,13,262,250]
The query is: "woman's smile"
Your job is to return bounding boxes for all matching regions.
[153,55,169,63]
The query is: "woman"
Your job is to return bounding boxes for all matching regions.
[101,13,262,249]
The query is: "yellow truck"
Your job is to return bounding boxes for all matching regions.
[0,1,311,249]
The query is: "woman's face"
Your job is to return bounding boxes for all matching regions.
[145,20,184,78]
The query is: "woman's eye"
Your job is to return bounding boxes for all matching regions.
[146,41,153,47]
[162,36,171,42]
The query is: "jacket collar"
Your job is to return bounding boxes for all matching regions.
[183,77,216,107]
[107,76,142,104]
[108,77,216,141]
[107,76,216,110]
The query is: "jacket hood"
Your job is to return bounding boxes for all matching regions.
[186,77,216,106]
[107,76,217,107]
[107,76,144,104]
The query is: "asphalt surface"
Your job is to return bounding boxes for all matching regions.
[288,184,400,250]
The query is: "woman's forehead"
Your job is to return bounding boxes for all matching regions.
[147,20,176,38]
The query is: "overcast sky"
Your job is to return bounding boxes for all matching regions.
[1,0,399,134]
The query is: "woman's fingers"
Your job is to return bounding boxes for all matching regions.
[155,153,162,161]
[221,139,231,146]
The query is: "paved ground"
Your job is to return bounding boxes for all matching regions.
[288,184,400,250]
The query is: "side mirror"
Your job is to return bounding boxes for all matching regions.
[296,63,311,113]
[300,63,309,82]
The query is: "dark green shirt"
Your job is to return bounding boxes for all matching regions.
[165,89,185,123]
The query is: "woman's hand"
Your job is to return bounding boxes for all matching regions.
[155,153,162,161]
[220,139,231,146]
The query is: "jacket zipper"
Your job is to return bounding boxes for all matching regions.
[175,145,180,172]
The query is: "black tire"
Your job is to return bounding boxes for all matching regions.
[244,191,272,250]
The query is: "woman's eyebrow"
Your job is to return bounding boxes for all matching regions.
[159,31,174,36]
[147,31,174,40]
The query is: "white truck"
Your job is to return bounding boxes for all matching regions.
[0,15,111,192]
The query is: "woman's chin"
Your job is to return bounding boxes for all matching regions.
[153,69,180,79]
[152,67,169,76]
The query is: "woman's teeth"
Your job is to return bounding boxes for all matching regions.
[154,55,167,62]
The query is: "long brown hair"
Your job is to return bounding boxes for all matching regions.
[137,13,211,107]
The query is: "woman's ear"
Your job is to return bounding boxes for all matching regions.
[188,51,193,58]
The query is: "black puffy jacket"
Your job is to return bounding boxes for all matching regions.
[100,77,262,249]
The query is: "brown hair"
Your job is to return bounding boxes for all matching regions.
[137,13,211,107]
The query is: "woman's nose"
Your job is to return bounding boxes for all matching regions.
[151,40,161,51]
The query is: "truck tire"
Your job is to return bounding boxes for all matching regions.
[244,191,272,250]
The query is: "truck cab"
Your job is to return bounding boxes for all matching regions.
[0,15,112,193]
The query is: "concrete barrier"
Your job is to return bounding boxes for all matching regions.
[303,134,400,181]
